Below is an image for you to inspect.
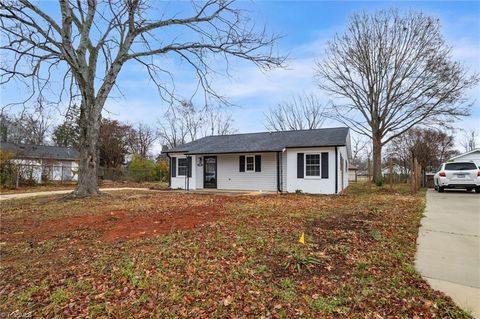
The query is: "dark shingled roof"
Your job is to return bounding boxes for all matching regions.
[0,142,79,161]
[166,127,349,154]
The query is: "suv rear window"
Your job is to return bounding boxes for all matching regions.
[444,162,477,171]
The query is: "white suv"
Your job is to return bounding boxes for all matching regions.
[434,161,480,193]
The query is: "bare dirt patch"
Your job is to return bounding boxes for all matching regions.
[1,199,227,243]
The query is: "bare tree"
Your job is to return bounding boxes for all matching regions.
[386,128,457,174]
[157,101,201,148]
[204,108,236,136]
[460,129,478,152]
[0,107,51,144]
[157,105,189,150]
[264,94,326,131]
[351,134,369,167]
[158,101,236,149]
[127,123,157,158]
[24,110,51,144]
[315,10,478,182]
[1,0,284,196]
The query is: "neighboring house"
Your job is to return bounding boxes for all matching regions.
[164,127,351,194]
[156,145,169,162]
[0,142,79,183]
[381,163,403,176]
[348,164,358,182]
[448,148,480,167]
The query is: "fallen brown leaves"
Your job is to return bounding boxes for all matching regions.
[0,185,471,318]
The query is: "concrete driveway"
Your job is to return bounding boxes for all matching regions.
[416,189,480,318]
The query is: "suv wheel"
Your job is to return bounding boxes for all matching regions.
[475,187,480,194]
[438,186,445,193]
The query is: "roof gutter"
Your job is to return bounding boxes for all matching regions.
[165,144,347,155]
[3,155,80,161]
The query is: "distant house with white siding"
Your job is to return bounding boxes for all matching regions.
[448,148,480,167]
[348,164,358,182]
[0,142,79,183]
[164,127,351,194]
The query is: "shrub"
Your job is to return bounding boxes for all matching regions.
[1,152,40,187]
[127,155,157,181]
[155,160,169,182]
[0,150,16,188]
[374,177,384,187]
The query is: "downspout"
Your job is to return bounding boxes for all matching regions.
[276,152,280,193]
[186,156,190,191]
[281,148,287,193]
[335,147,338,194]
[166,153,171,188]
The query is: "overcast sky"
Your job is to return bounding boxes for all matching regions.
[1,1,479,152]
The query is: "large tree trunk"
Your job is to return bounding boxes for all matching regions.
[372,135,383,183]
[74,106,101,197]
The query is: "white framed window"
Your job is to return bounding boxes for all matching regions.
[178,158,188,176]
[305,154,321,177]
[246,156,255,171]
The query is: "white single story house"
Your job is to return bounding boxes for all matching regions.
[164,127,351,194]
[448,148,480,167]
[0,142,79,183]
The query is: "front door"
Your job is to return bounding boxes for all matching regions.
[203,156,217,188]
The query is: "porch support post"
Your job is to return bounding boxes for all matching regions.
[166,154,171,188]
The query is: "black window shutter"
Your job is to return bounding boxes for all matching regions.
[239,156,245,172]
[171,157,177,177]
[297,153,304,178]
[255,155,261,172]
[187,157,192,177]
[321,152,329,179]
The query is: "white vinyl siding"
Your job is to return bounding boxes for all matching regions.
[170,148,349,194]
[171,153,277,191]
[337,146,349,192]
[195,156,203,187]
[170,154,198,189]
[11,159,78,183]
[285,147,336,194]
[281,152,287,192]
[216,153,277,191]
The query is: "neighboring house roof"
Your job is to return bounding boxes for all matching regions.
[348,164,358,171]
[448,148,480,161]
[0,142,79,161]
[381,163,403,175]
[357,170,368,176]
[165,127,350,154]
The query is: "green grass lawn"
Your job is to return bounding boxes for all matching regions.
[0,184,471,318]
